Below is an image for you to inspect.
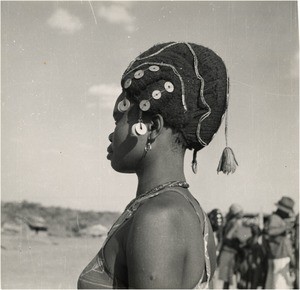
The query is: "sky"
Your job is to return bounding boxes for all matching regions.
[2,1,299,215]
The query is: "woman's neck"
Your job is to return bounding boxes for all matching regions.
[135,150,186,197]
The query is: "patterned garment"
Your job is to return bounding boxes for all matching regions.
[78,189,213,289]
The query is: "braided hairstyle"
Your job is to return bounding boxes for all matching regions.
[121,42,228,153]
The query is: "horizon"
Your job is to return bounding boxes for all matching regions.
[1,198,281,217]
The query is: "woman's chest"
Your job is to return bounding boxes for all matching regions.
[103,219,132,286]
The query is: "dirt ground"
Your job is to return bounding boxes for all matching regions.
[1,233,104,289]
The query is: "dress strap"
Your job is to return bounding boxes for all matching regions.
[103,190,162,244]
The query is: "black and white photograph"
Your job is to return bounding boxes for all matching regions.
[1,1,299,289]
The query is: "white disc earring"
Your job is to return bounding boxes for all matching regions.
[131,122,147,136]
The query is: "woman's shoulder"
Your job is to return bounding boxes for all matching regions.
[131,189,203,235]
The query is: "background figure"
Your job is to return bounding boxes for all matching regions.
[208,208,224,253]
[236,225,267,289]
[264,196,295,289]
[218,204,244,289]
[208,209,224,289]
[294,214,299,289]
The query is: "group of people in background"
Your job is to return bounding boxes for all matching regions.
[208,196,298,289]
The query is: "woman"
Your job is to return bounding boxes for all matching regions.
[78,42,232,289]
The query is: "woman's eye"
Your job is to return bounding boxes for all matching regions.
[115,117,122,125]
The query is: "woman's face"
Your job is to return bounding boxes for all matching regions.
[107,93,148,173]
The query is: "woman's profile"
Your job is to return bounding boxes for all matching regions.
[78,42,236,289]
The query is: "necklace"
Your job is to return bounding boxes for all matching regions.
[138,180,189,199]
[125,180,189,212]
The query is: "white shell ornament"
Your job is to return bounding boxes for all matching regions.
[132,123,147,136]
[139,100,151,111]
[117,98,130,112]
[149,65,160,72]
[152,90,161,100]
[124,79,132,89]
[134,70,144,79]
[164,81,174,92]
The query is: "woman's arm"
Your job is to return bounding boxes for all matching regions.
[126,194,193,289]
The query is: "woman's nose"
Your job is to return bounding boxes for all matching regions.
[108,133,113,142]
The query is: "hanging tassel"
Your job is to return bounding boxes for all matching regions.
[217,77,238,174]
[217,147,238,174]
[192,149,198,174]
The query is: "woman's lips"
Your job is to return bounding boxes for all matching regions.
[107,146,113,159]
[107,146,113,154]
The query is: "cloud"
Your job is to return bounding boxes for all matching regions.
[47,8,83,34]
[88,83,121,109]
[98,4,136,32]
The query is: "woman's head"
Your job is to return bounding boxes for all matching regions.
[120,42,228,150]
[108,42,229,173]
[227,203,243,220]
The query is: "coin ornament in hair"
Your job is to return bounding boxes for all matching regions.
[149,65,160,72]
[117,98,130,112]
[152,90,161,100]
[124,79,132,89]
[164,81,174,92]
[139,100,151,111]
[134,70,144,79]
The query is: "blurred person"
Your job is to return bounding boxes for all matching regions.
[236,224,267,289]
[293,213,299,289]
[218,204,244,289]
[208,208,224,251]
[208,208,225,289]
[77,42,238,288]
[264,196,295,289]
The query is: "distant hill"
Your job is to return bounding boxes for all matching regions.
[1,200,120,237]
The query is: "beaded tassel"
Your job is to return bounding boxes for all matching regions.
[217,78,238,174]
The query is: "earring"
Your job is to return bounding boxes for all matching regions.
[131,121,147,136]
[131,110,148,136]
[145,139,152,152]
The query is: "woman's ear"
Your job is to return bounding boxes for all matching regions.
[149,114,164,141]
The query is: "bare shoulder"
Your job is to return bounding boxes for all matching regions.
[125,190,208,288]
[130,190,202,239]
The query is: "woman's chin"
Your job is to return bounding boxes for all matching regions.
[110,161,135,173]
